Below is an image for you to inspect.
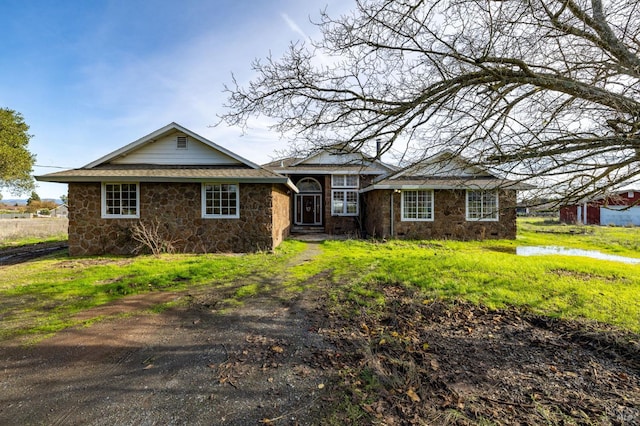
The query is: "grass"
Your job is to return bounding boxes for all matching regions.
[517,217,640,255]
[0,240,307,342]
[1,218,638,343]
[0,234,68,249]
[310,218,640,332]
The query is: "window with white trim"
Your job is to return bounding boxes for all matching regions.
[331,174,359,216]
[102,183,139,218]
[332,189,359,216]
[331,174,358,188]
[466,190,498,221]
[401,190,434,221]
[202,183,239,218]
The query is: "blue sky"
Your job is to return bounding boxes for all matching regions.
[1,0,351,199]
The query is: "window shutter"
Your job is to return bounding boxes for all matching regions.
[176,136,188,149]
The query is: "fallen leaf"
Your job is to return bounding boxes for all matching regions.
[430,359,439,371]
[378,338,386,345]
[406,388,421,403]
[318,383,325,389]
[271,345,284,353]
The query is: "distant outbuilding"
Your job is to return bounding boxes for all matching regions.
[560,190,640,226]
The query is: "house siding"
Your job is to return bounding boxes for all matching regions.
[365,189,517,240]
[68,182,282,255]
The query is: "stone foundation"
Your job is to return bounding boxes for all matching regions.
[364,189,517,240]
[67,182,290,256]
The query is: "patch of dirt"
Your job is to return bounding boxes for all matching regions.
[0,242,638,425]
[0,241,68,265]
[320,285,640,425]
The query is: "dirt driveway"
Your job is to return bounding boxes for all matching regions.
[0,243,335,425]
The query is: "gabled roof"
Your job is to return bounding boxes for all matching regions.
[84,122,260,169]
[362,151,533,192]
[36,123,297,192]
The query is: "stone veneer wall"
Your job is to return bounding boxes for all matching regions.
[364,189,517,240]
[363,189,391,238]
[68,182,285,256]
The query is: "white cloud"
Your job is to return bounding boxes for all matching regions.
[281,13,309,41]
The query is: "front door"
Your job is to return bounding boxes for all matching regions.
[295,194,322,225]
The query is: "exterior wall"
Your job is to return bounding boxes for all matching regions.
[271,184,291,247]
[363,189,391,238]
[561,203,599,225]
[68,182,282,256]
[323,174,375,235]
[365,189,517,240]
[289,174,375,235]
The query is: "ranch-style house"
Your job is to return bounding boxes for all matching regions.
[37,123,530,255]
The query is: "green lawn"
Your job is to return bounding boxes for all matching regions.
[1,218,638,342]
[0,240,307,342]
[313,218,640,332]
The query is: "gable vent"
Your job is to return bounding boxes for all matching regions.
[176,136,188,149]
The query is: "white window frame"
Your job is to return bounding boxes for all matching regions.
[331,189,359,216]
[101,182,140,219]
[401,190,434,221]
[466,189,499,221]
[331,174,359,188]
[201,183,240,219]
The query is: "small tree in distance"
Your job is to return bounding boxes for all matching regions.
[221,0,640,204]
[0,108,35,195]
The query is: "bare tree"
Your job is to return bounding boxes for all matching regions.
[221,0,640,203]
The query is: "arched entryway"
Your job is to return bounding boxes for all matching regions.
[294,177,322,225]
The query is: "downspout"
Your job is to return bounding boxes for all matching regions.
[389,190,394,237]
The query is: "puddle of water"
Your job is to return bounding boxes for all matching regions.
[516,246,640,264]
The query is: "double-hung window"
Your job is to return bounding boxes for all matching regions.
[102,183,139,218]
[331,174,359,216]
[466,190,498,221]
[202,183,239,218]
[401,190,434,221]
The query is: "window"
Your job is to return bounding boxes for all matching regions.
[202,183,239,218]
[332,174,358,188]
[466,190,498,221]
[331,174,359,216]
[102,183,139,218]
[332,190,358,216]
[401,190,434,221]
[297,177,322,193]
[176,135,188,149]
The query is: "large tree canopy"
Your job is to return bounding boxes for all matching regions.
[222,0,640,202]
[0,108,35,196]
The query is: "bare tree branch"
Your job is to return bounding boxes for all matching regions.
[220,0,640,202]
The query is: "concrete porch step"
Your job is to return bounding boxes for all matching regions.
[291,225,325,234]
